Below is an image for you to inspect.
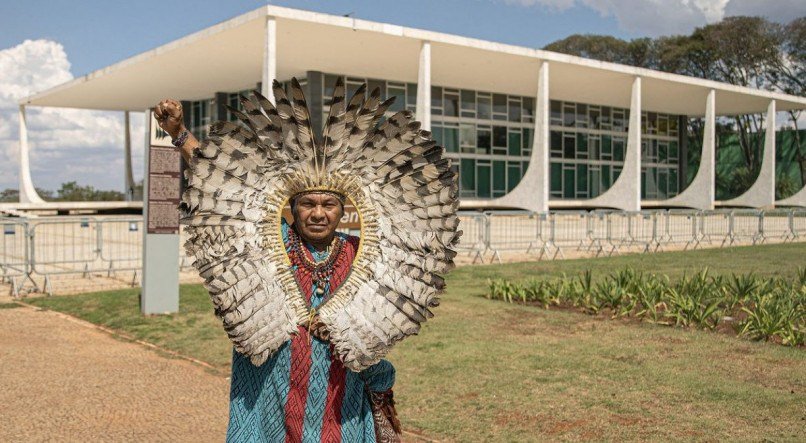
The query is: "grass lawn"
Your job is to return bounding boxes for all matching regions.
[26,243,806,442]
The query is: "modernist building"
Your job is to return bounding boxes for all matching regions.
[16,5,806,211]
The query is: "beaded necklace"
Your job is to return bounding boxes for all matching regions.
[286,226,345,298]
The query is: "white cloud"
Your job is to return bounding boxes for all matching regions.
[576,0,724,36]
[724,0,806,24]
[498,0,803,36]
[0,39,145,194]
[501,0,577,10]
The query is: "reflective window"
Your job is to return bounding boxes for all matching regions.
[460,159,476,198]
[477,162,491,198]
[477,127,492,155]
[508,131,521,157]
[477,93,492,120]
[444,90,459,117]
[387,83,405,112]
[493,160,506,197]
[493,94,507,120]
[461,90,475,118]
[460,123,476,153]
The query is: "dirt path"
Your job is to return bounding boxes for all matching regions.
[0,305,229,442]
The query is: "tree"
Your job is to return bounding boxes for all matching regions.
[55,181,124,201]
[625,37,658,69]
[768,18,806,186]
[655,34,718,79]
[695,17,782,173]
[545,17,790,180]
[0,189,19,202]
[543,34,634,65]
[35,187,54,200]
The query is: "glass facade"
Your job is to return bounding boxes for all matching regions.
[319,73,533,199]
[225,88,255,119]
[431,86,533,199]
[549,100,683,199]
[188,99,211,141]
[549,100,628,199]
[640,111,681,199]
[188,71,685,202]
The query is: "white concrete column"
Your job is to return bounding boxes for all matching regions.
[721,100,776,208]
[416,40,431,130]
[18,105,45,204]
[586,76,642,211]
[764,101,777,207]
[623,76,642,211]
[533,61,550,212]
[697,89,716,208]
[478,60,549,212]
[664,89,715,210]
[776,175,806,207]
[124,111,135,201]
[262,15,277,102]
[776,111,806,205]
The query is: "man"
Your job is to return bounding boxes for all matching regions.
[154,77,458,442]
[155,99,401,442]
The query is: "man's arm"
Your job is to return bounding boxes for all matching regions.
[153,98,200,163]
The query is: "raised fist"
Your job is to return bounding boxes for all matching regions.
[154,98,185,139]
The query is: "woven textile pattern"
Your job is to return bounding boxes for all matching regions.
[226,219,395,442]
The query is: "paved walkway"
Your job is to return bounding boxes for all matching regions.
[0,305,230,442]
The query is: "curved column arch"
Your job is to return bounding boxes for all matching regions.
[719,100,776,208]
[18,105,45,204]
[662,89,715,210]
[583,76,642,211]
[776,182,806,207]
[466,60,549,212]
[465,73,641,212]
[775,119,806,207]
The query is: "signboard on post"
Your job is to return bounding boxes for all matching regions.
[147,145,181,234]
[141,109,180,315]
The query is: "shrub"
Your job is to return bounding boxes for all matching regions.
[485,268,804,347]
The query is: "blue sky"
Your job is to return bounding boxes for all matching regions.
[1,0,803,192]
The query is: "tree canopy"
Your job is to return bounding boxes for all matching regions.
[544,16,805,194]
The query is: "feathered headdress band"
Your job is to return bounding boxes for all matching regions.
[181,75,461,371]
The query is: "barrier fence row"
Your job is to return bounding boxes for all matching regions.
[0,216,196,297]
[2,209,805,295]
[456,208,806,263]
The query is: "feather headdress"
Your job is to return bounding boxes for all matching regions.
[180,77,461,371]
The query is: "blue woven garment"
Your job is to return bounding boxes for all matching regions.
[225,220,395,442]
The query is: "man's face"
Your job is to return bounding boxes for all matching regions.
[292,193,344,243]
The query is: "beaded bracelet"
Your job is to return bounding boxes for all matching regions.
[171,130,189,147]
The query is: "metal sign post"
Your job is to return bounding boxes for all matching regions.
[140,109,180,314]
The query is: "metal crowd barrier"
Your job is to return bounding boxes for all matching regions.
[456,212,488,263]
[729,209,763,245]
[470,208,806,263]
[551,210,588,252]
[3,209,806,293]
[25,216,143,294]
[659,209,698,249]
[1,217,34,297]
[760,209,794,243]
[483,210,545,263]
[585,210,610,256]
[792,209,806,240]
